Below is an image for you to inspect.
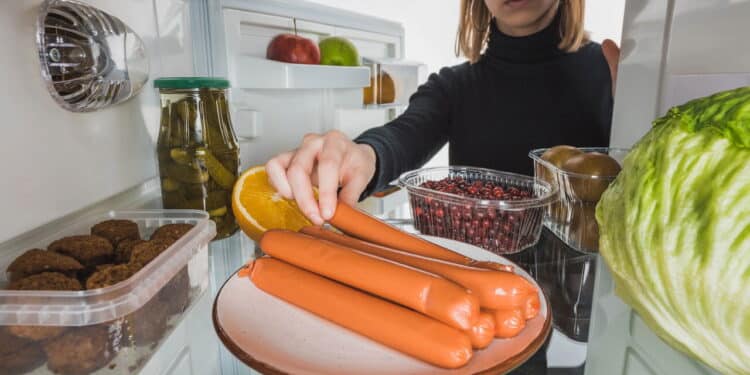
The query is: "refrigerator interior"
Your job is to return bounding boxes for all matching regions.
[1,0,422,373]
[586,1,750,374]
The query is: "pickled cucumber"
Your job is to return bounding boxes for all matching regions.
[170,147,207,166]
[198,147,236,189]
[161,178,181,192]
[208,206,227,217]
[165,163,209,184]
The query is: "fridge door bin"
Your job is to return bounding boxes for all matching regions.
[234,56,370,89]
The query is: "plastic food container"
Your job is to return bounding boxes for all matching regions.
[0,210,215,375]
[528,147,629,253]
[361,57,425,107]
[398,166,557,255]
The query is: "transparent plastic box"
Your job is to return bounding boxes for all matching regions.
[361,57,425,107]
[506,229,597,342]
[398,166,557,255]
[0,210,215,375]
[528,147,629,253]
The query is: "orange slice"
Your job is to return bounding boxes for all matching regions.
[232,166,312,241]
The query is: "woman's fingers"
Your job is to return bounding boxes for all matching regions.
[287,136,326,225]
[338,172,371,206]
[317,132,348,220]
[337,144,378,207]
[265,152,294,199]
[266,133,377,225]
[602,39,621,96]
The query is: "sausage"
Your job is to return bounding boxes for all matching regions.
[523,291,541,320]
[490,308,526,338]
[245,258,473,369]
[465,311,495,349]
[303,224,512,272]
[259,229,480,330]
[300,226,538,314]
[328,202,473,264]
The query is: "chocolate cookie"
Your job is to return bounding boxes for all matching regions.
[7,272,81,341]
[0,328,45,374]
[86,264,138,290]
[48,235,113,268]
[7,249,83,281]
[43,325,113,375]
[91,219,140,247]
[150,223,193,243]
[113,238,146,264]
[9,272,83,291]
[129,239,172,267]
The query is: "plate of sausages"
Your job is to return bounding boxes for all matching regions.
[213,203,551,375]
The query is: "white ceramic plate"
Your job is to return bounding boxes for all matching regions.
[213,236,551,375]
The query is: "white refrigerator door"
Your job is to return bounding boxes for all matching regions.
[1,1,219,374]
[586,1,750,374]
[0,0,198,244]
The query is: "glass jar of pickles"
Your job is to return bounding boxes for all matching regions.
[154,77,240,239]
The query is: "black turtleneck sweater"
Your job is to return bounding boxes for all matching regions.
[355,14,613,194]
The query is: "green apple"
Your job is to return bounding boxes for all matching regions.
[318,37,360,66]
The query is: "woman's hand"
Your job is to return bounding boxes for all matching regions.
[602,39,621,95]
[265,130,377,225]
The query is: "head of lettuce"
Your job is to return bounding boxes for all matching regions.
[597,86,750,374]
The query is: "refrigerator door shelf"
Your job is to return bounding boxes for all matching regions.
[235,56,370,89]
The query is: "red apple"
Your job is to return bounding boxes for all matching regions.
[266,33,320,64]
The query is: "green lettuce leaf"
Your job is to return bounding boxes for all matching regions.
[597,86,750,374]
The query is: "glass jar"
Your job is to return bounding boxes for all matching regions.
[154,77,240,240]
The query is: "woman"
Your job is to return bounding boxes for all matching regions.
[267,0,620,226]
[267,1,618,371]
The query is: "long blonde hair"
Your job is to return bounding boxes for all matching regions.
[455,0,587,63]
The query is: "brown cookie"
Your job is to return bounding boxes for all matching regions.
[128,297,170,345]
[0,329,45,374]
[7,249,83,281]
[150,223,194,243]
[91,219,140,247]
[158,267,191,315]
[7,325,66,341]
[113,238,146,264]
[48,235,113,268]
[9,272,83,291]
[129,239,172,267]
[86,264,138,290]
[43,325,113,375]
[6,273,79,341]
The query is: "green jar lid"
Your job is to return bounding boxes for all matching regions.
[153,77,230,89]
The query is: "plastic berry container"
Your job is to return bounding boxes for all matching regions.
[398,166,557,255]
[528,147,629,253]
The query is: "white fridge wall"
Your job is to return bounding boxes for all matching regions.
[0,0,194,243]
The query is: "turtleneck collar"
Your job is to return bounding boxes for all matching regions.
[482,8,565,64]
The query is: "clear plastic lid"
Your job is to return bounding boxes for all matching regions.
[397,166,558,210]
